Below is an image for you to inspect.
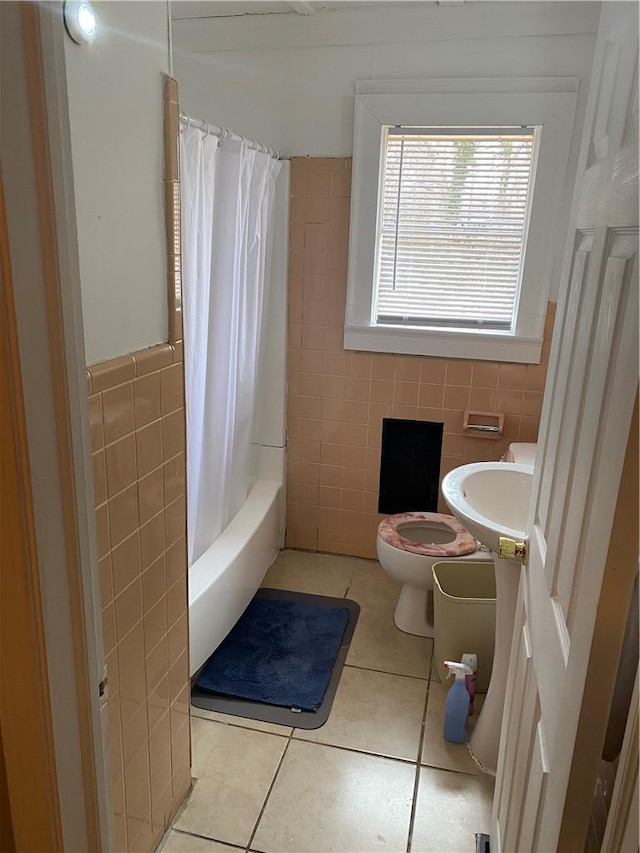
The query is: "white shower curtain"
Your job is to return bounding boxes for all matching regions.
[180,124,281,565]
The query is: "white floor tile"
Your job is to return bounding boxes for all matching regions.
[261,550,357,598]
[347,605,433,678]
[172,550,500,853]
[421,681,486,776]
[410,766,494,853]
[294,665,426,761]
[346,559,401,613]
[174,719,286,847]
[252,740,415,853]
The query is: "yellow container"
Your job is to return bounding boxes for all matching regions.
[432,560,496,693]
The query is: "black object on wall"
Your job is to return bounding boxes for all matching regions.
[378,418,444,515]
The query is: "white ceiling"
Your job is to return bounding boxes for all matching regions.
[170,1,434,20]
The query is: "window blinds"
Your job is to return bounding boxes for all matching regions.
[375,128,536,329]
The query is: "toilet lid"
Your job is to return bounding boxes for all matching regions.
[377,511,478,557]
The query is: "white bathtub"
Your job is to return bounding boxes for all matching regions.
[189,477,283,676]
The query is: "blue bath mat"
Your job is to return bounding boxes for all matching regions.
[196,597,351,711]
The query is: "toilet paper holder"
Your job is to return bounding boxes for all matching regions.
[463,410,504,439]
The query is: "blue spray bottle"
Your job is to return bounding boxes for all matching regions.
[443,660,472,743]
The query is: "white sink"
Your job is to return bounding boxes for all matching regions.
[441,462,533,555]
[439,461,534,774]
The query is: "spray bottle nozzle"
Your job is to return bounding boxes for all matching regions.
[444,660,473,680]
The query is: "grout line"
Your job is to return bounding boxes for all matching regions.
[190,709,292,738]
[168,826,246,850]
[344,662,430,683]
[406,641,434,853]
[290,731,420,767]
[245,723,297,851]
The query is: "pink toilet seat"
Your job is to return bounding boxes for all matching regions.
[377,511,478,557]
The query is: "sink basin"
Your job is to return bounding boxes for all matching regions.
[439,461,534,774]
[441,462,533,554]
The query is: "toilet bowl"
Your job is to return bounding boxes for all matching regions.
[377,443,538,640]
[376,512,482,637]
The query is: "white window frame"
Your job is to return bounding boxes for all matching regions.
[345,78,579,363]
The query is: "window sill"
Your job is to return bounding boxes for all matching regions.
[343,323,542,364]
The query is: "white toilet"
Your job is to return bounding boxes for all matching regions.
[377,443,536,638]
[377,511,485,637]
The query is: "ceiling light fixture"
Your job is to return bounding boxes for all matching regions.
[63,0,98,44]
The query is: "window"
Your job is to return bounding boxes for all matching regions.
[375,127,535,331]
[345,79,579,362]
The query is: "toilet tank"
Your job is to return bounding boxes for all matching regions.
[503,442,537,466]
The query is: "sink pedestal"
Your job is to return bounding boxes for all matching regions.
[468,554,521,774]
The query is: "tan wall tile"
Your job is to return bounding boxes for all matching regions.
[122,701,149,766]
[147,674,169,734]
[498,363,527,390]
[102,603,116,655]
[496,388,524,415]
[165,536,187,587]
[170,711,191,802]
[160,363,184,415]
[133,345,173,377]
[146,636,169,696]
[140,512,165,570]
[136,420,163,479]
[138,468,164,525]
[168,650,188,705]
[469,387,497,412]
[108,696,123,778]
[286,156,553,557]
[142,555,166,614]
[168,613,188,666]
[443,385,470,410]
[124,743,152,851]
[109,485,139,547]
[149,712,172,810]
[90,334,188,851]
[105,435,137,498]
[164,495,186,548]
[134,373,162,428]
[151,784,172,848]
[161,409,185,459]
[96,503,110,559]
[102,382,135,445]
[89,355,135,394]
[305,196,330,223]
[93,450,107,507]
[105,648,119,699]
[118,622,147,724]
[88,394,104,451]
[115,579,143,643]
[166,575,187,629]
[98,554,113,608]
[144,597,168,657]
[111,531,141,597]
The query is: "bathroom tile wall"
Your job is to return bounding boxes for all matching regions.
[286,156,555,559]
[88,343,190,852]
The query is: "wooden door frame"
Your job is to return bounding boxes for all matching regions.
[0,168,64,853]
[1,3,111,849]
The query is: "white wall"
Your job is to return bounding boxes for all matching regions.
[173,1,599,299]
[64,1,170,365]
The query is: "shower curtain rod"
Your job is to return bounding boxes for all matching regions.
[179,112,279,160]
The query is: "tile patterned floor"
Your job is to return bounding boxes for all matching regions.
[161,551,494,853]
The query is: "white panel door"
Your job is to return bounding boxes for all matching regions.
[493,3,638,851]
